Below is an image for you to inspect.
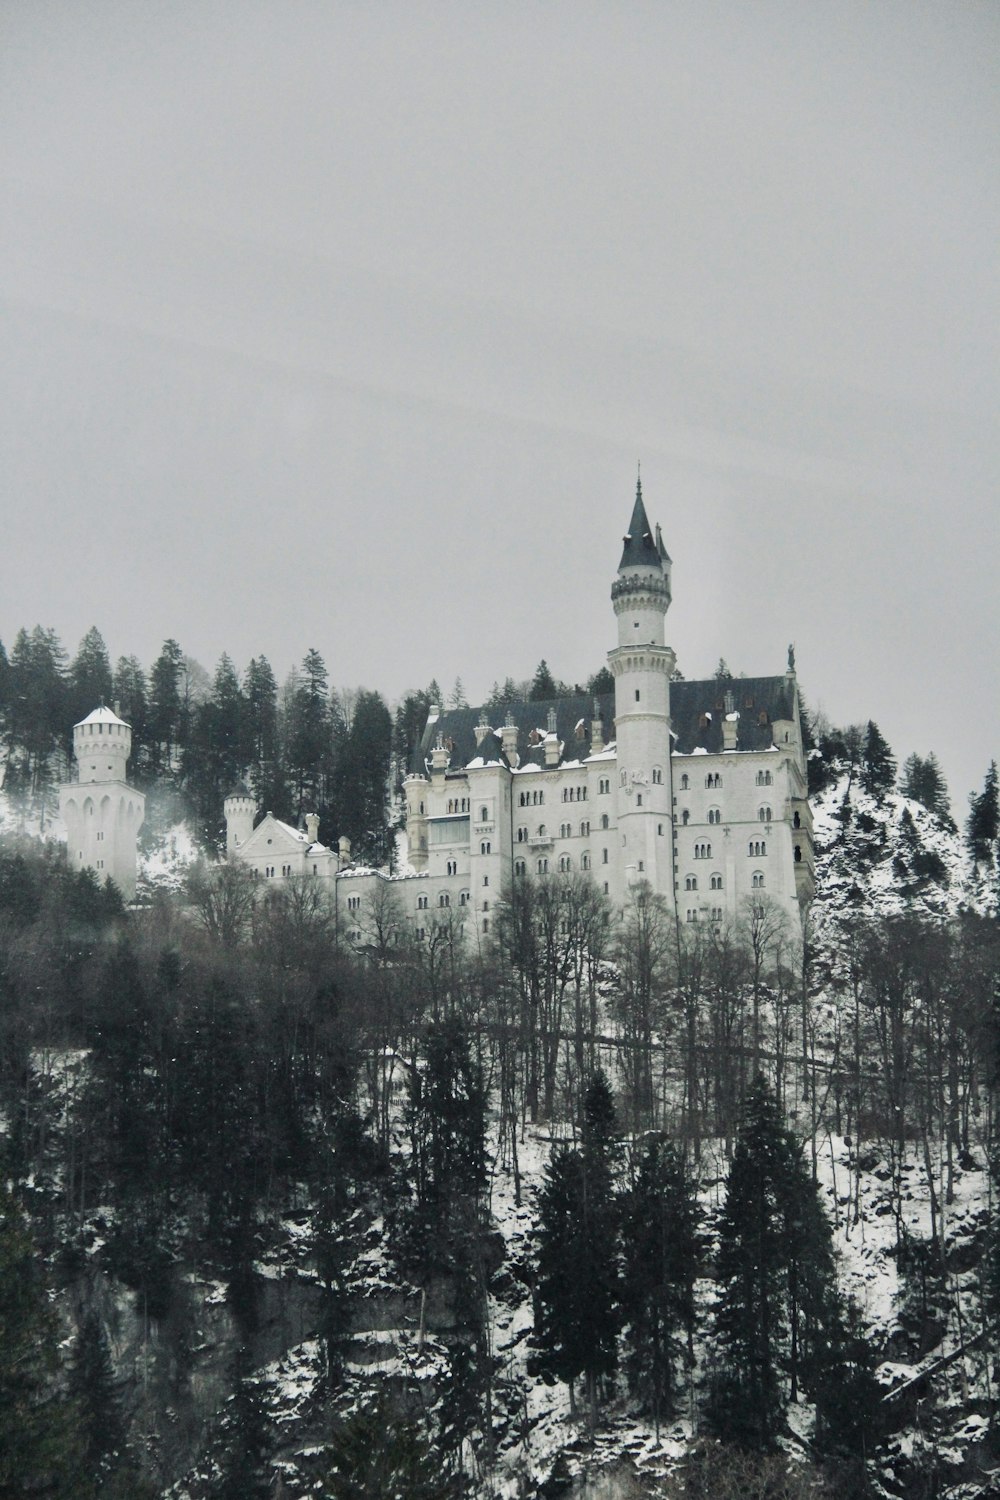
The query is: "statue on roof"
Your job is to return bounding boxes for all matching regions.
[787,643,796,673]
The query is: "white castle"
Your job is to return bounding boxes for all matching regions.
[227,479,815,945]
[60,705,145,901]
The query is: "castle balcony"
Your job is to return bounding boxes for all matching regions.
[529,833,554,848]
[473,821,494,836]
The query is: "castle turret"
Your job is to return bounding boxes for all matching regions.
[607,475,675,895]
[60,705,145,900]
[404,772,430,871]
[224,785,257,855]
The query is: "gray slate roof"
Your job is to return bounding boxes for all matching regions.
[411,676,796,773]
[618,478,663,571]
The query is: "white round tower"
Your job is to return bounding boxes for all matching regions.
[224,786,257,855]
[60,705,145,901]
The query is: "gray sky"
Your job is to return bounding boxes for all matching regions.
[1,1,997,808]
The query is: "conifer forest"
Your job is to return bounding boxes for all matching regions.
[1,624,999,1497]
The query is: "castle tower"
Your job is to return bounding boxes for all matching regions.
[404,773,430,871]
[224,785,257,855]
[608,476,676,896]
[59,705,145,901]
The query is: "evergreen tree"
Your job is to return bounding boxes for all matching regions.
[0,1185,90,1496]
[147,638,184,773]
[859,720,896,798]
[586,665,614,697]
[67,627,113,737]
[899,752,952,825]
[535,1072,620,1425]
[285,649,331,820]
[529,659,557,701]
[241,656,281,812]
[710,1076,791,1450]
[710,1076,877,1457]
[111,655,149,768]
[448,676,468,709]
[392,688,432,784]
[182,654,245,843]
[69,1309,125,1485]
[333,689,393,865]
[214,1346,272,1500]
[4,625,68,807]
[321,1396,459,1499]
[966,761,999,866]
[620,1136,698,1429]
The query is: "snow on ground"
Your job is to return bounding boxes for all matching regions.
[139,821,198,892]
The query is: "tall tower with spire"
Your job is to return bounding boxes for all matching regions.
[607,475,676,897]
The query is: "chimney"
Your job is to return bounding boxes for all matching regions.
[591,697,604,755]
[473,711,490,747]
[338,835,352,864]
[723,711,739,751]
[431,732,450,771]
[305,812,320,844]
[501,709,519,768]
[544,706,560,767]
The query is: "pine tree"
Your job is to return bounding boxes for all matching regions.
[147,638,184,773]
[321,1396,459,1499]
[859,720,896,798]
[69,1309,125,1484]
[899,752,952,825]
[586,666,614,697]
[285,649,331,820]
[67,627,113,736]
[529,659,557,701]
[966,761,999,866]
[710,1076,791,1450]
[5,625,68,808]
[0,1185,90,1496]
[111,655,149,767]
[710,1076,878,1457]
[215,1346,272,1500]
[535,1072,620,1426]
[333,689,393,865]
[620,1136,698,1430]
[241,656,281,812]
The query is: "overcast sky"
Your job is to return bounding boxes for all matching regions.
[1,1,996,807]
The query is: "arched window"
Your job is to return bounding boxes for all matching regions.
[480,840,491,854]
[459,891,469,906]
[710,873,723,890]
[439,892,450,908]
[758,806,772,823]
[681,809,690,826]
[752,871,765,889]
[708,807,721,824]
[537,857,548,874]
[652,766,662,785]
[581,852,590,870]
[580,820,590,836]
[679,774,689,790]
[793,810,801,828]
[416,894,428,910]
[514,859,526,876]
[558,855,571,872]
[685,875,697,891]
[694,841,712,859]
[795,845,803,863]
[480,806,488,822]
[538,824,546,838]
[601,813,610,830]
[602,848,609,864]
[748,840,767,857]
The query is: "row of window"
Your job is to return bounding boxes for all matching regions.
[561,786,588,802]
[685,872,725,891]
[445,797,470,813]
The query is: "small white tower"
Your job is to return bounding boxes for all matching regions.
[60,705,145,901]
[224,785,257,855]
[608,475,676,898]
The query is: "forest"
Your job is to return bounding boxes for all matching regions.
[0,621,999,1498]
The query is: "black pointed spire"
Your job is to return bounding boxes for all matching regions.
[618,469,661,570]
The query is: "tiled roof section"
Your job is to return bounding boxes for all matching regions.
[671,676,796,754]
[618,477,662,571]
[412,694,616,774]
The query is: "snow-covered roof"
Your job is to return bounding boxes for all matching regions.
[75,705,129,729]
